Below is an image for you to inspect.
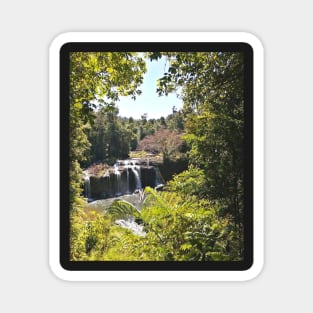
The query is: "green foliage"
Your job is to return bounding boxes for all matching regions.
[101,226,147,261]
[87,107,134,164]
[86,107,187,166]
[140,187,242,261]
[70,209,111,260]
[166,165,206,198]
[69,52,146,209]
[106,199,140,220]
[70,188,243,261]
[69,52,246,262]
[150,52,244,222]
[70,52,146,105]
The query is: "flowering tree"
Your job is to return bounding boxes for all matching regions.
[137,128,183,162]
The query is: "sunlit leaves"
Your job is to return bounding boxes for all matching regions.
[139,187,242,261]
[166,166,206,198]
[152,52,245,222]
[106,199,140,220]
[69,52,146,209]
[69,51,246,262]
[70,186,243,261]
[70,209,111,260]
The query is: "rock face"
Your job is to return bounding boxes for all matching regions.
[84,159,164,201]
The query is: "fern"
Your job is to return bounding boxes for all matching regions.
[106,199,141,220]
[143,186,183,211]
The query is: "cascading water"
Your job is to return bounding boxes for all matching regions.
[85,158,165,200]
[123,160,130,194]
[115,217,146,236]
[103,170,111,197]
[126,168,130,193]
[114,165,122,196]
[84,175,91,200]
[131,166,142,190]
[85,159,166,236]
[154,167,165,189]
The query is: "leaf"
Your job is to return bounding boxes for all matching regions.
[180,243,193,251]
[74,102,83,109]
[106,200,140,220]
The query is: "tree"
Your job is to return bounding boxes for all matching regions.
[87,107,133,164]
[141,187,242,261]
[149,52,244,224]
[136,128,184,162]
[69,52,146,209]
[70,187,242,261]
[166,108,184,131]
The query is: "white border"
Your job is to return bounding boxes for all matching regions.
[49,32,264,281]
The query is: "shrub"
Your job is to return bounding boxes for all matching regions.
[166,165,207,198]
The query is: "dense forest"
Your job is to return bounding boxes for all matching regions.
[69,51,244,261]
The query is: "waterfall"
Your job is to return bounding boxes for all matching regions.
[103,170,111,197]
[84,175,91,199]
[154,167,165,189]
[114,166,122,196]
[87,159,164,200]
[124,160,130,194]
[126,168,130,194]
[131,166,142,190]
[108,175,111,196]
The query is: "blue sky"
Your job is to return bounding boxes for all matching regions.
[116,56,182,119]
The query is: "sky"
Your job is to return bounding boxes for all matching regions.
[116,56,182,119]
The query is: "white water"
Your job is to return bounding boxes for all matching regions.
[114,166,122,196]
[131,166,142,190]
[115,217,146,236]
[88,194,146,236]
[86,158,165,200]
[84,175,91,199]
[126,169,130,193]
[154,167,164,189]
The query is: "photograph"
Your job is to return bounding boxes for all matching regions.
[60,43,253,269]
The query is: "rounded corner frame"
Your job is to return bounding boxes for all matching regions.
[49,32,264,282]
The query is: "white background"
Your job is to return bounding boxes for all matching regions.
[0,0,312,312]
